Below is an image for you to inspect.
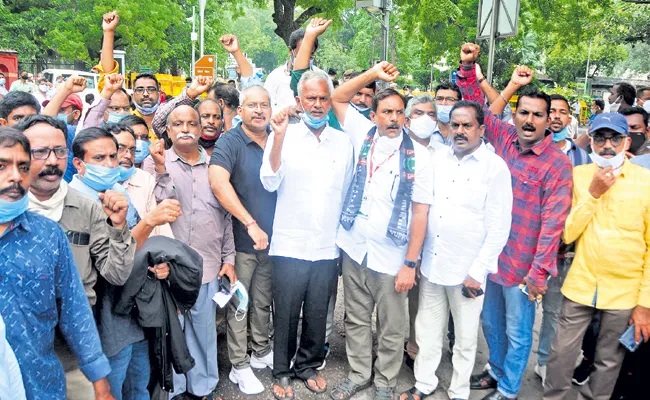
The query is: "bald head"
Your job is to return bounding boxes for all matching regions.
[166,105,201,151]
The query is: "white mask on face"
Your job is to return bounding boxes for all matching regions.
[39,84,49,93]
[409,116,438,139]
[589,137,626,175]
[374,134,401,156]
[643,101,650,114]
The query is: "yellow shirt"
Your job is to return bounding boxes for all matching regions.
[562,161,650,310]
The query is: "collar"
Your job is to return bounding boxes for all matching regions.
[168,146,207,165]
[123,168,144,188]
[515,129,554,155]
[63,188,85,209]
[299,120,332,142]
[235,123,270,146]
[446,141,487,161]
[7,212,31,234]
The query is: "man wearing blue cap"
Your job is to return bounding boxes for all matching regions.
[543,112,650,400]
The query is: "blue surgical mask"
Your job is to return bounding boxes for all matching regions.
[135,140,150,164]
[233,280,249,321]
[301,110,329,130]
[118,165,136,182]
[552,126,569,143]
[0,193,29,224]
[107,111,128,124]
[81,162,120,191]
[437,105,453,124]
[134,99,160,116]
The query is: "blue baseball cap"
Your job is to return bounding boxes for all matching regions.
[590,113,629,136]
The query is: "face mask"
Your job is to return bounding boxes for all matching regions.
[0,193,29,224]
[350,102,372,119]
[628,133,647,155]
[0,78,5,86]
[57,113,71,126]
[39,84,49,92]
[134,140,150,164]
[134,98,160,116]
[409,116,438,139]
[589,138,626,175]
[186,83,191,88]
[552,126,569,143]
[107,111,128,124]
[233,280,249,322]
[81,162,120,191]
[375,134,401,155]
[437,105,453,124]
[20,74,28,80]
[118,165,136,182]
[300,110,329,130]
[643,101,650,113]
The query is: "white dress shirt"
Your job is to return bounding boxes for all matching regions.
[336,106,434,276]
[421,143,513,285]
[123,168,174,238]
[264,63,295,112]
[0,315,26,400]
[261,120,354,261]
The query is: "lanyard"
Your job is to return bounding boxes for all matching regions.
[368,143,398,181]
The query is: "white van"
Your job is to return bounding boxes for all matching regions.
[41,69,100,106]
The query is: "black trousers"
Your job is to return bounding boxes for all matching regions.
[271,256,338,380]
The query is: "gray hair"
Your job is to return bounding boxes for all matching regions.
[238,85,270,108]
[297,70,334,98]
[405,94,436,118]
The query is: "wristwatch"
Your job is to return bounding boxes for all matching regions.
[404,260,417,269]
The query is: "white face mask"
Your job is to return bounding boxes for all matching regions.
[39,84,49,93]
[589,137,626,175]
[409,116,438,139]
[643,101,650,114]
[374,134,401,155]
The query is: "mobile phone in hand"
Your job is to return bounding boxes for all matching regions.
[462,286,484,299]
[619,324,643,352]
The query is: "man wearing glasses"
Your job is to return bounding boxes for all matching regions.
[432,82,463,146]
[544,113,650,400]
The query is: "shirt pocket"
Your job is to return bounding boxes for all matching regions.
[1,271,56,317]
[461,182,489,212]
[608,194,643,232]
[518,175,542,212]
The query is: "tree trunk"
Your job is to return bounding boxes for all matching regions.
[272,0,323,46]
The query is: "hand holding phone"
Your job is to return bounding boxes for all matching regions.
[620,324,643,352]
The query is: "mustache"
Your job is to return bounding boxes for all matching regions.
[599,149,617,157]
[387,123,400,130]
[454,134,468,141]
[38,165,63,178]
[177,133,196,140]
[522,123,536,132]
[0,183,26,197]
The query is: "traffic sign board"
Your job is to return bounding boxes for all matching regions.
[477,0,520,39]
[194,55,215,77]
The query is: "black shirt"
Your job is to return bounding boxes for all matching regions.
[210,124,277,253]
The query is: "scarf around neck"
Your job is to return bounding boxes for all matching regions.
[28,180,69,222]
[340,126,415,246]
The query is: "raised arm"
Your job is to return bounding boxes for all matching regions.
[290,18,331,96]
[331,62,399,124]
[79,73,125,130]
[42,76,87,117]
[101,11,119,81]
[220,35,254,80]
[151,76,213,138]
[260,108,290,192]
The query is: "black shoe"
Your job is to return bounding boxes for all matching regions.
[470,370,498,390]
[480,389,514,400]
[572,358,593,386]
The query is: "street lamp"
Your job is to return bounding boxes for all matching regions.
[186,8,197,78]
[199,0,206,57]
[356,0,392,62]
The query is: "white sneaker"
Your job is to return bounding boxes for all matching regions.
[229,367,264,395]
[535,364,547,385]
[250,351,274,369]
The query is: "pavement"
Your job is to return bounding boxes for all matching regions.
[66,279,581,400]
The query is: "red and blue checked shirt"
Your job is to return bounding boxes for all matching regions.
[456,66,573,287]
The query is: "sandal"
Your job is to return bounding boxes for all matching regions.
[399,387,428,400]
[303,373,327,394]
[374,387,395,400]
[330,378,371,400]
[273,377,295,400]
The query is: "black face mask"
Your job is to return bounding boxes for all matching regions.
[628,132,647,155]
[20,74,28,80]
[198,136,217,149]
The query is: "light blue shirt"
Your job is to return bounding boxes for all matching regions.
[0,315,26,400]
[631,154,650,170]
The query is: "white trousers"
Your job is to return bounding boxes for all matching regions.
[414,278,484,399]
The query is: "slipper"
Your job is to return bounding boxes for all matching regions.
[399,387,428,400]
[273,377,295,400]
[303,373,327,394]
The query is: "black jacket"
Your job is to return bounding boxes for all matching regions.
[114,236,203,392]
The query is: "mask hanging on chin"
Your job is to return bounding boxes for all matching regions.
[552,126,569,143]
[589,138,626,176]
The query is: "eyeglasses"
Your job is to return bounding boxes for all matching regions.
[118,144,137,155]
[107,106,131,113]
[245,102,270,110]
[31,147,69,160]
[592,135,625,146]
[435,96,459,104]
[133,86,159,95]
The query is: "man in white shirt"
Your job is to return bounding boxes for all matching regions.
[264,28,320,111]
[402,100,512,400]
[261,70,354,400]
[329,62,433,400]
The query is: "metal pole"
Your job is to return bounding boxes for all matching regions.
[191,6,196,78]
[199,0,206,57]
[382,0,391,61]
[430,64,434,91]
[584,40,592,94]
[486,0,500,83]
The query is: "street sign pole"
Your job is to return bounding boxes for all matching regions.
[199,0,206,57]
[382,0,391,62]
[191,6,197,78]
[486,0,500,84]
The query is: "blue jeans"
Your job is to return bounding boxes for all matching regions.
[107,339,151,400]
[481,279,536,398]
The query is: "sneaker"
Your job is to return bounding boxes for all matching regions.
[229,367,264,395]
[535,364,547,385]
[250,351,274,369]
[572,358,593,386]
